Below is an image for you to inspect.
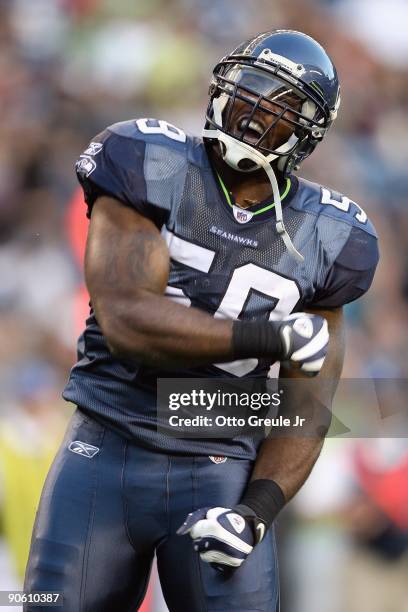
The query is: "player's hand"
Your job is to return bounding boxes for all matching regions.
[276,312,329,376]
[177,506,264,571]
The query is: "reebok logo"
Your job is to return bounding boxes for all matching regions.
[69,440,100,458]
[256,523,265,542]
[83,142,103,156]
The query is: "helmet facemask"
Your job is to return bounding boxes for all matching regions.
[204,62,330,174]
[203,62,332,262]
[202,32,340,262]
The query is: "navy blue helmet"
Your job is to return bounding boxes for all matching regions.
[203,30,341,174]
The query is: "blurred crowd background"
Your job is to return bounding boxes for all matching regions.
[0,0,407,610]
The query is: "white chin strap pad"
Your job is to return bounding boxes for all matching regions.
[221,132,264,173]
[202,132,304,263]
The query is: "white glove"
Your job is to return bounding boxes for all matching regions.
[277,313,329,375]
[177,506,264,571]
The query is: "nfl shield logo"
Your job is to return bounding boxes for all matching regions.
[233,205,253,224]
[209,456,227,464]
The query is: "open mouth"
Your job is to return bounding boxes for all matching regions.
[237,117,266,143]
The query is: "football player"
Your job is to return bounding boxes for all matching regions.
[24,30,378,611]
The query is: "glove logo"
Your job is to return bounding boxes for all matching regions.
[226,513,246,534]
[256,523,266,542]
[293,317,314,339]
[209,456,227,464]
[69,440,100,458]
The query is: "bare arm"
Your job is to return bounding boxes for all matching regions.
[85,196,236,367]
[250,307,345,501]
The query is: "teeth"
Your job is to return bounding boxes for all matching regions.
[239,119,264,135]
[249,121,264,135]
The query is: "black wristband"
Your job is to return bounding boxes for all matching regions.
[232,320,283,360]
[236,479,286,530]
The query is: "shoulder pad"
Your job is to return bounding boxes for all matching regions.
[108,118,189,148]
[107,118,208,170]
[294,178,377,238]
[336,225,379,272]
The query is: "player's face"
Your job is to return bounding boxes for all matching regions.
[223,67,304,152]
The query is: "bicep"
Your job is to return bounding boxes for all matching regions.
[308,307,345,383]
[85,195,170,306]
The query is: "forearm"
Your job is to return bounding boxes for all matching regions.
[94,290,234,367]
[250,370,336,499]
[95,291,288,368]
[237,385,331,526]
[239,307,345,524]
[250,435,325,501]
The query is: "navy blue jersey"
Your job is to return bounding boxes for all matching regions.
[63,118,379,458]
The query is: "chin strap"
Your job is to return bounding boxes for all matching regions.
[204,95,304,262]
[204,128,304,262]
[261,155,304,262]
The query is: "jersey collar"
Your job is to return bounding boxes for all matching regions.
[215,172,297,222]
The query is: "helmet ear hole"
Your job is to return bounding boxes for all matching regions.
[219,141,227,157]
[237,158,258,171]
[294,125,307,139]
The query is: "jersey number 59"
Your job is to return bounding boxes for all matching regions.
[163,229,300,377]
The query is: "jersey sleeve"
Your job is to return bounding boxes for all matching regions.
[75,128,167,227]
[311,226,379,308]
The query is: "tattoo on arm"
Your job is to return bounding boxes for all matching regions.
[86,196,169,296]
[103,230,163,288]
[84,195,233,367]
